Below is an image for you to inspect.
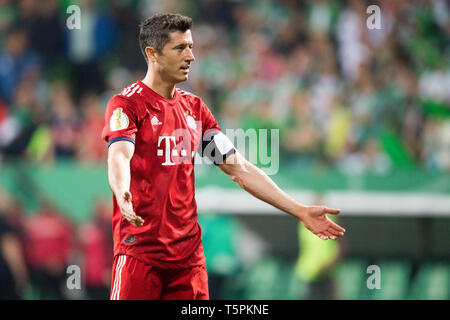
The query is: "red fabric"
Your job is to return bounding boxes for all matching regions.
[24,210,74,269]
[102,81,220,269]
[80,221,113,287]
[110,254,209,300]
[0,100,8,123]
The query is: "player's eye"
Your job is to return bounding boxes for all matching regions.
[175,44,193,50]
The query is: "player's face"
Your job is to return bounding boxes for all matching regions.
[156,30,195,84]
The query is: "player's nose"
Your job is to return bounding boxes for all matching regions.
[186,47,195,62]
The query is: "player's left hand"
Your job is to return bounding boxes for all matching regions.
[298,205,345,240]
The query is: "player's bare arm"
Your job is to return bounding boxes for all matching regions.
[107,140,144,227]
[217,151,345,240]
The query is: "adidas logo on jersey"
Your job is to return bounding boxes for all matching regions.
[151,116,162,126]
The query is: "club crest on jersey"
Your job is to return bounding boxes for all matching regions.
[184,110,197,130]
[110,108,129,131]
[186,115,197,130]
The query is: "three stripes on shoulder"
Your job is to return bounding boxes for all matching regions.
[121,83,143,97]
[120,83,194,98]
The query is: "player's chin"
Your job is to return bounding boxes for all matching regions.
[180,73,189,81]
[179,69,190,80]
[173,74,188,83]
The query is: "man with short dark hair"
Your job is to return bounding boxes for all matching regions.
[102,13,345,300]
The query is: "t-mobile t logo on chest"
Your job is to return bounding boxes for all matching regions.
[157,135,196,166]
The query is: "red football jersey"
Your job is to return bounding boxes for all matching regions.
[102,80,220,269]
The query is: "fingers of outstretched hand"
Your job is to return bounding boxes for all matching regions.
[120,204,144,227]
[129,215,144,227]
[318,230,342,240]
[317,233,329,240]
[327,227,344,237]
[325,207,341,215]
[317,223,344,240]
[323,230,337,240]
[328,219,346,234]
[117,192,143,226]
[124,212,144,227]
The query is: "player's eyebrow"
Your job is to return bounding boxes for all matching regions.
[172,42,194,49]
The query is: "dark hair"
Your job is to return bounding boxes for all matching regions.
[139,13,193,63]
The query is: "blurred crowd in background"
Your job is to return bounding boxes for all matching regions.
[0,0,449,300]
[0,0,449,172]
[0,188,113,299]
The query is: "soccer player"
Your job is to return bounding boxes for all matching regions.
[102,13,346,300]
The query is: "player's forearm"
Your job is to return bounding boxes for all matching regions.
[107,152,132,198]
[226,159,307,219]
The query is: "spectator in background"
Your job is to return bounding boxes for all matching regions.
[1,199,29,276]
[0,189,28,300]
[79,199,113,300]
[66,0,118,98]
[0,25,39,105]
[295,194,344,300]
[282,91,320,165]
[110,1,145,72]
[0,0,446,173]
[198,212,240,300]
[23,200,75,299]
[336,0,369,81]
[18,0,63,70]
[422,118,450,172]
[76,92,107,164]
[0,0,17,47]
[49,81,81,160]
[0,76,40,159]
[338,138,392,175]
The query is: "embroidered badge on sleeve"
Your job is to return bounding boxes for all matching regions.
[110,108,130,131]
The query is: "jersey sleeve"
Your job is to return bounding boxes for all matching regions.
[200,100,221,139]
[199,100,236,163]
[101,95,139,147]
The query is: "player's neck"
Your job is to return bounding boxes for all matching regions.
[141,71,176,100]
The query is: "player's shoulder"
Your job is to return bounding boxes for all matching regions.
[107,82,147,116]
[110,82,145,104]
[176,87,213,115]
[176,87,202,104]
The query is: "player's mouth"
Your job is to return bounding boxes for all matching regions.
[180,65,190,73]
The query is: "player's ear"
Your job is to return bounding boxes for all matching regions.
[145,46,158,62]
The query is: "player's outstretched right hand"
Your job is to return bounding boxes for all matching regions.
[117,191,144,227]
